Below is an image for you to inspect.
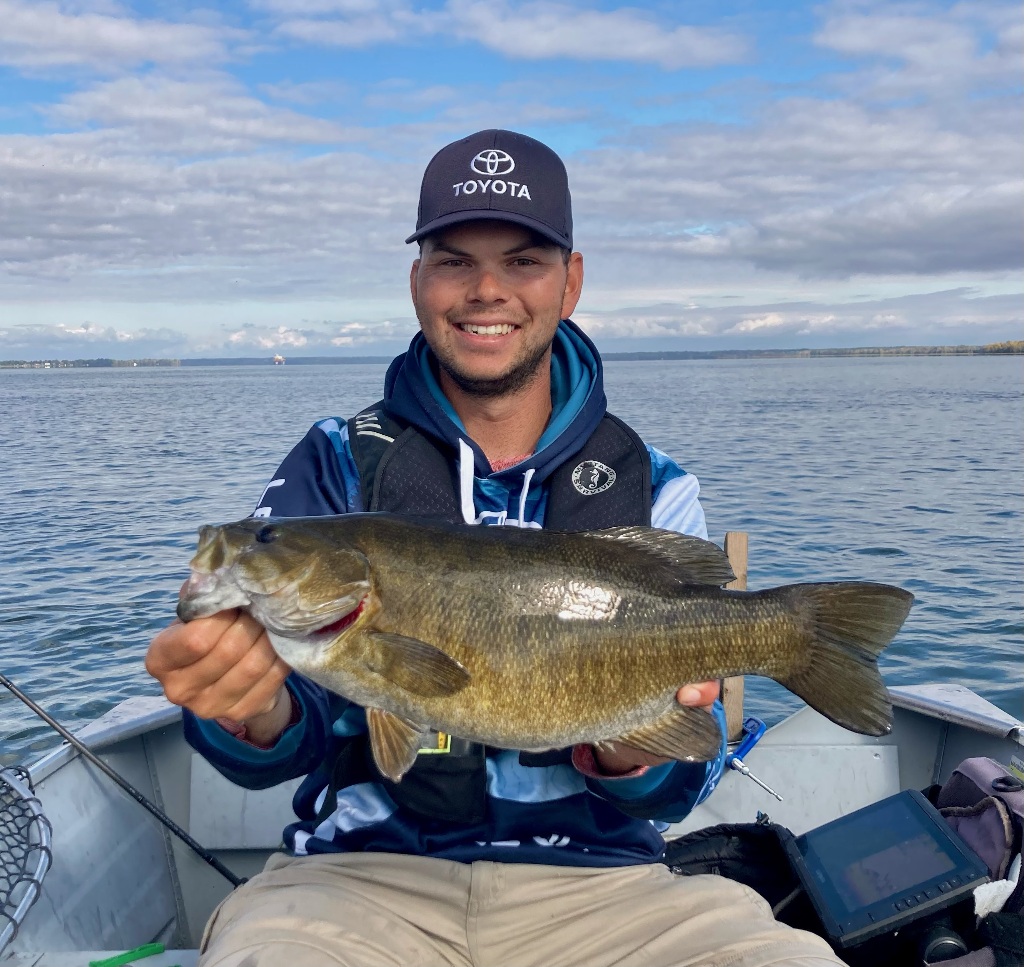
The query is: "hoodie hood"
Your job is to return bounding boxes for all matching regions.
[382,318,607,484]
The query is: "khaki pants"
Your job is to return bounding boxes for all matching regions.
[201,852,844,967]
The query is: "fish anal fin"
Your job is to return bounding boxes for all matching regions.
[617,705,722,763]
[367,708,423,782]
[367,632,470,697]
[589,528,735,587]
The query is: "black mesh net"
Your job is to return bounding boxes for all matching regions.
[0,767,52,951]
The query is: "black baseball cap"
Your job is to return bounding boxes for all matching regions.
[406,129,573,249]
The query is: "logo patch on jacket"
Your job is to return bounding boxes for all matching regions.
[571,460,616,496]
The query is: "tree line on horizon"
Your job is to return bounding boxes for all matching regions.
[1,340,1021,369]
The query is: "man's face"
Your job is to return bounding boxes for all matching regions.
[410,221,583,398]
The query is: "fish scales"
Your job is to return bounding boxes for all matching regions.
[178,513,914,781]
[365,555,780,743]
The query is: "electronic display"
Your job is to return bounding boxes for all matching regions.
[783,790,990,948]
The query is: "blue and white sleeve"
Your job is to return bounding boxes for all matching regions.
[649,446,708,540]
[252,418,363,518]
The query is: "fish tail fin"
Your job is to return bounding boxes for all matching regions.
[778,583,914,736]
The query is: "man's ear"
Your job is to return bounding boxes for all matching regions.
[410,259,421,304]
[560,252,584,319]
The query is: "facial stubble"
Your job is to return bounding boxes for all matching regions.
[435,334,553,399]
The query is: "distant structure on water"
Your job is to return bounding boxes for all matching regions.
[273,354,286,365]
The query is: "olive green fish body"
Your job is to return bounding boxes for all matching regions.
[178,513,913,781]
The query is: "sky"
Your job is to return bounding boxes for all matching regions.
[0,0,1021,359]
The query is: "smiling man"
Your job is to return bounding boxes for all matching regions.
[147,130,843,966]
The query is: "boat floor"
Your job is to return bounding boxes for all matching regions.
[4,954,198,967]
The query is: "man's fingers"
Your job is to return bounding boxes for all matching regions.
[146,609,291,721]
[676,680,720,709]
[194,644,289,721]
[172,613,269,687]
[146,610,241,675]
[221,658,292,723]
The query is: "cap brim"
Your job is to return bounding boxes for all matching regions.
[406,210,570,249]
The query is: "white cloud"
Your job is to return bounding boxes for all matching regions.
[228,325,309,348]
[444,0,747,69]
[574,290,1023,345]
[254,0,394,12]
[570,42,1022,280]
[0,0,230,70]
[815,1,1023,95]
[275,12,409,45]
[265,0,746,67]
[260,79,353,105]
[50,75,353,153]
[0,321,188,358]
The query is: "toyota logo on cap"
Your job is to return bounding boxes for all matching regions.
[471,149,515,176]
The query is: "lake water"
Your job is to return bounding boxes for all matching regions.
[1,355,1021,765]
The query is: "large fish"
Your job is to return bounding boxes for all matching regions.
[177,514,913,782]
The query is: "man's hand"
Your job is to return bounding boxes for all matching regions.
[591,680,720,776]
[145,604,293,747]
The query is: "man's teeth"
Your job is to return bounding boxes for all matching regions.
[459,323,515,335]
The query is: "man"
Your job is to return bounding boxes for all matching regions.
[147,129,843,966]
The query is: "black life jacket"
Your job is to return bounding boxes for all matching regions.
[315,402,653,825]
[348,401,652,529]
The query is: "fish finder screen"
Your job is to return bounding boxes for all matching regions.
[805,799,957,912]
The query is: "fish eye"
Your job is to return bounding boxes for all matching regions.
[255,524,278,544]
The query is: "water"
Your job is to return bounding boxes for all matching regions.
[1,356,1021,765]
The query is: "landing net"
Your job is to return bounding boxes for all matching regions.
[0,767,52,952]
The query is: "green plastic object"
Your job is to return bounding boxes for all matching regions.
[88,942,165,967]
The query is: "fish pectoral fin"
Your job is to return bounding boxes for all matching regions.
[616,705,722,763]
[366,708,423,782]
[367,633,471,697]
[587,527,736,587]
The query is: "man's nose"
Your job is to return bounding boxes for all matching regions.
[467,266,508,303]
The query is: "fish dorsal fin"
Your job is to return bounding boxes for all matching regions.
[366,708,423,782]
[587,527,735,586]
[610,704,722,763]
[367,632,471,697]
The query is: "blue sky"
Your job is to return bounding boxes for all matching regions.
[0,0,1020,359]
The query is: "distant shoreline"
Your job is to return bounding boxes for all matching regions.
[2,340,1021,369]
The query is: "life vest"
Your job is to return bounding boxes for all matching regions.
[315,402,653,825]
[348,400,652,529]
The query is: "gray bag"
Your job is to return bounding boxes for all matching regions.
[932,758,1024,967]
[935,757,1024,900]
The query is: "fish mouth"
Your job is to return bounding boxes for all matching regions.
[177,569,251,622]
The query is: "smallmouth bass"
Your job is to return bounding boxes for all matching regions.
[177,514,913,782]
